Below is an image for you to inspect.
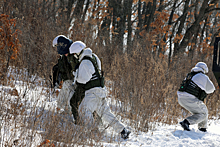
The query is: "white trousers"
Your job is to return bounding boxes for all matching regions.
[57,80,75,115]
[78,87,125,133]
[178,94,208,128]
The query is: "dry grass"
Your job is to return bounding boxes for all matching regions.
[95,44,220,129]
[1,37,220,146]
[0,0,220,146]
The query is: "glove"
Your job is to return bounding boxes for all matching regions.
[72,82,77,90]
[72,71,76,76]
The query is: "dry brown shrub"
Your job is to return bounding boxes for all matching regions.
[93,39,220,131]
[1,1,220,146]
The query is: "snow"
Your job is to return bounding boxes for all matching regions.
[101,120,220,147]
[1,71,220,146]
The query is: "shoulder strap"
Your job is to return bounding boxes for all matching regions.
[78,55,105,89]
[186,71,203,80]
[81,55,102,78]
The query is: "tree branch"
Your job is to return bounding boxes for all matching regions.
[205,8,220,13]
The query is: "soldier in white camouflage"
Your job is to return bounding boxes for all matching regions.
[69,41,131,139]
[178,62,215,132]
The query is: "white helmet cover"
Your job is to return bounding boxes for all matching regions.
[195,62,208,73]
[52,35,68,47]
[69,41,86,54]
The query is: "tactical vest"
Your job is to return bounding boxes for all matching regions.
[76,55,105,91]
[179,72,207,101]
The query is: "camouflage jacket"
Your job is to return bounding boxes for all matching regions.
[58,54,78,81]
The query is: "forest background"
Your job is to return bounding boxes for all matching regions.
[1,0,220,146]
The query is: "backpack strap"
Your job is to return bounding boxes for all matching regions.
[77,55,105,90]
[83,55,102,78]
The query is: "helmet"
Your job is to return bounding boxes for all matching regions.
[52,35,73,55]
[69,41,86,54]
[195,62,208,73]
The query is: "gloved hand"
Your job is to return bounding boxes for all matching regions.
[72,71,76,76]
[72,82,77,90]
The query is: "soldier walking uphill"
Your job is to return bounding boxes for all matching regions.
[52,35,79,118]
[177,62,215,132]
[68,41,131,139]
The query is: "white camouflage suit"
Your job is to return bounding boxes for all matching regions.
[73,48,125,133]
[177,63,215,129]
[57,80,75,115]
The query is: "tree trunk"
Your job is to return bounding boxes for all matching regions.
[176,0,209,56]
[126,0,133,53]
[145,0,156,33]
[67,0,75,23]
[72,0,85,21]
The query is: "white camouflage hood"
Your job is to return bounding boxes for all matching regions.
[191,67,205,73]
[79,48,93,62]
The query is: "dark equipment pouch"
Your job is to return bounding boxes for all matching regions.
[179,72,207,101]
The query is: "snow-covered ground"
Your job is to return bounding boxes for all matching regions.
[112,120,220,147]
[1,72,220,147]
